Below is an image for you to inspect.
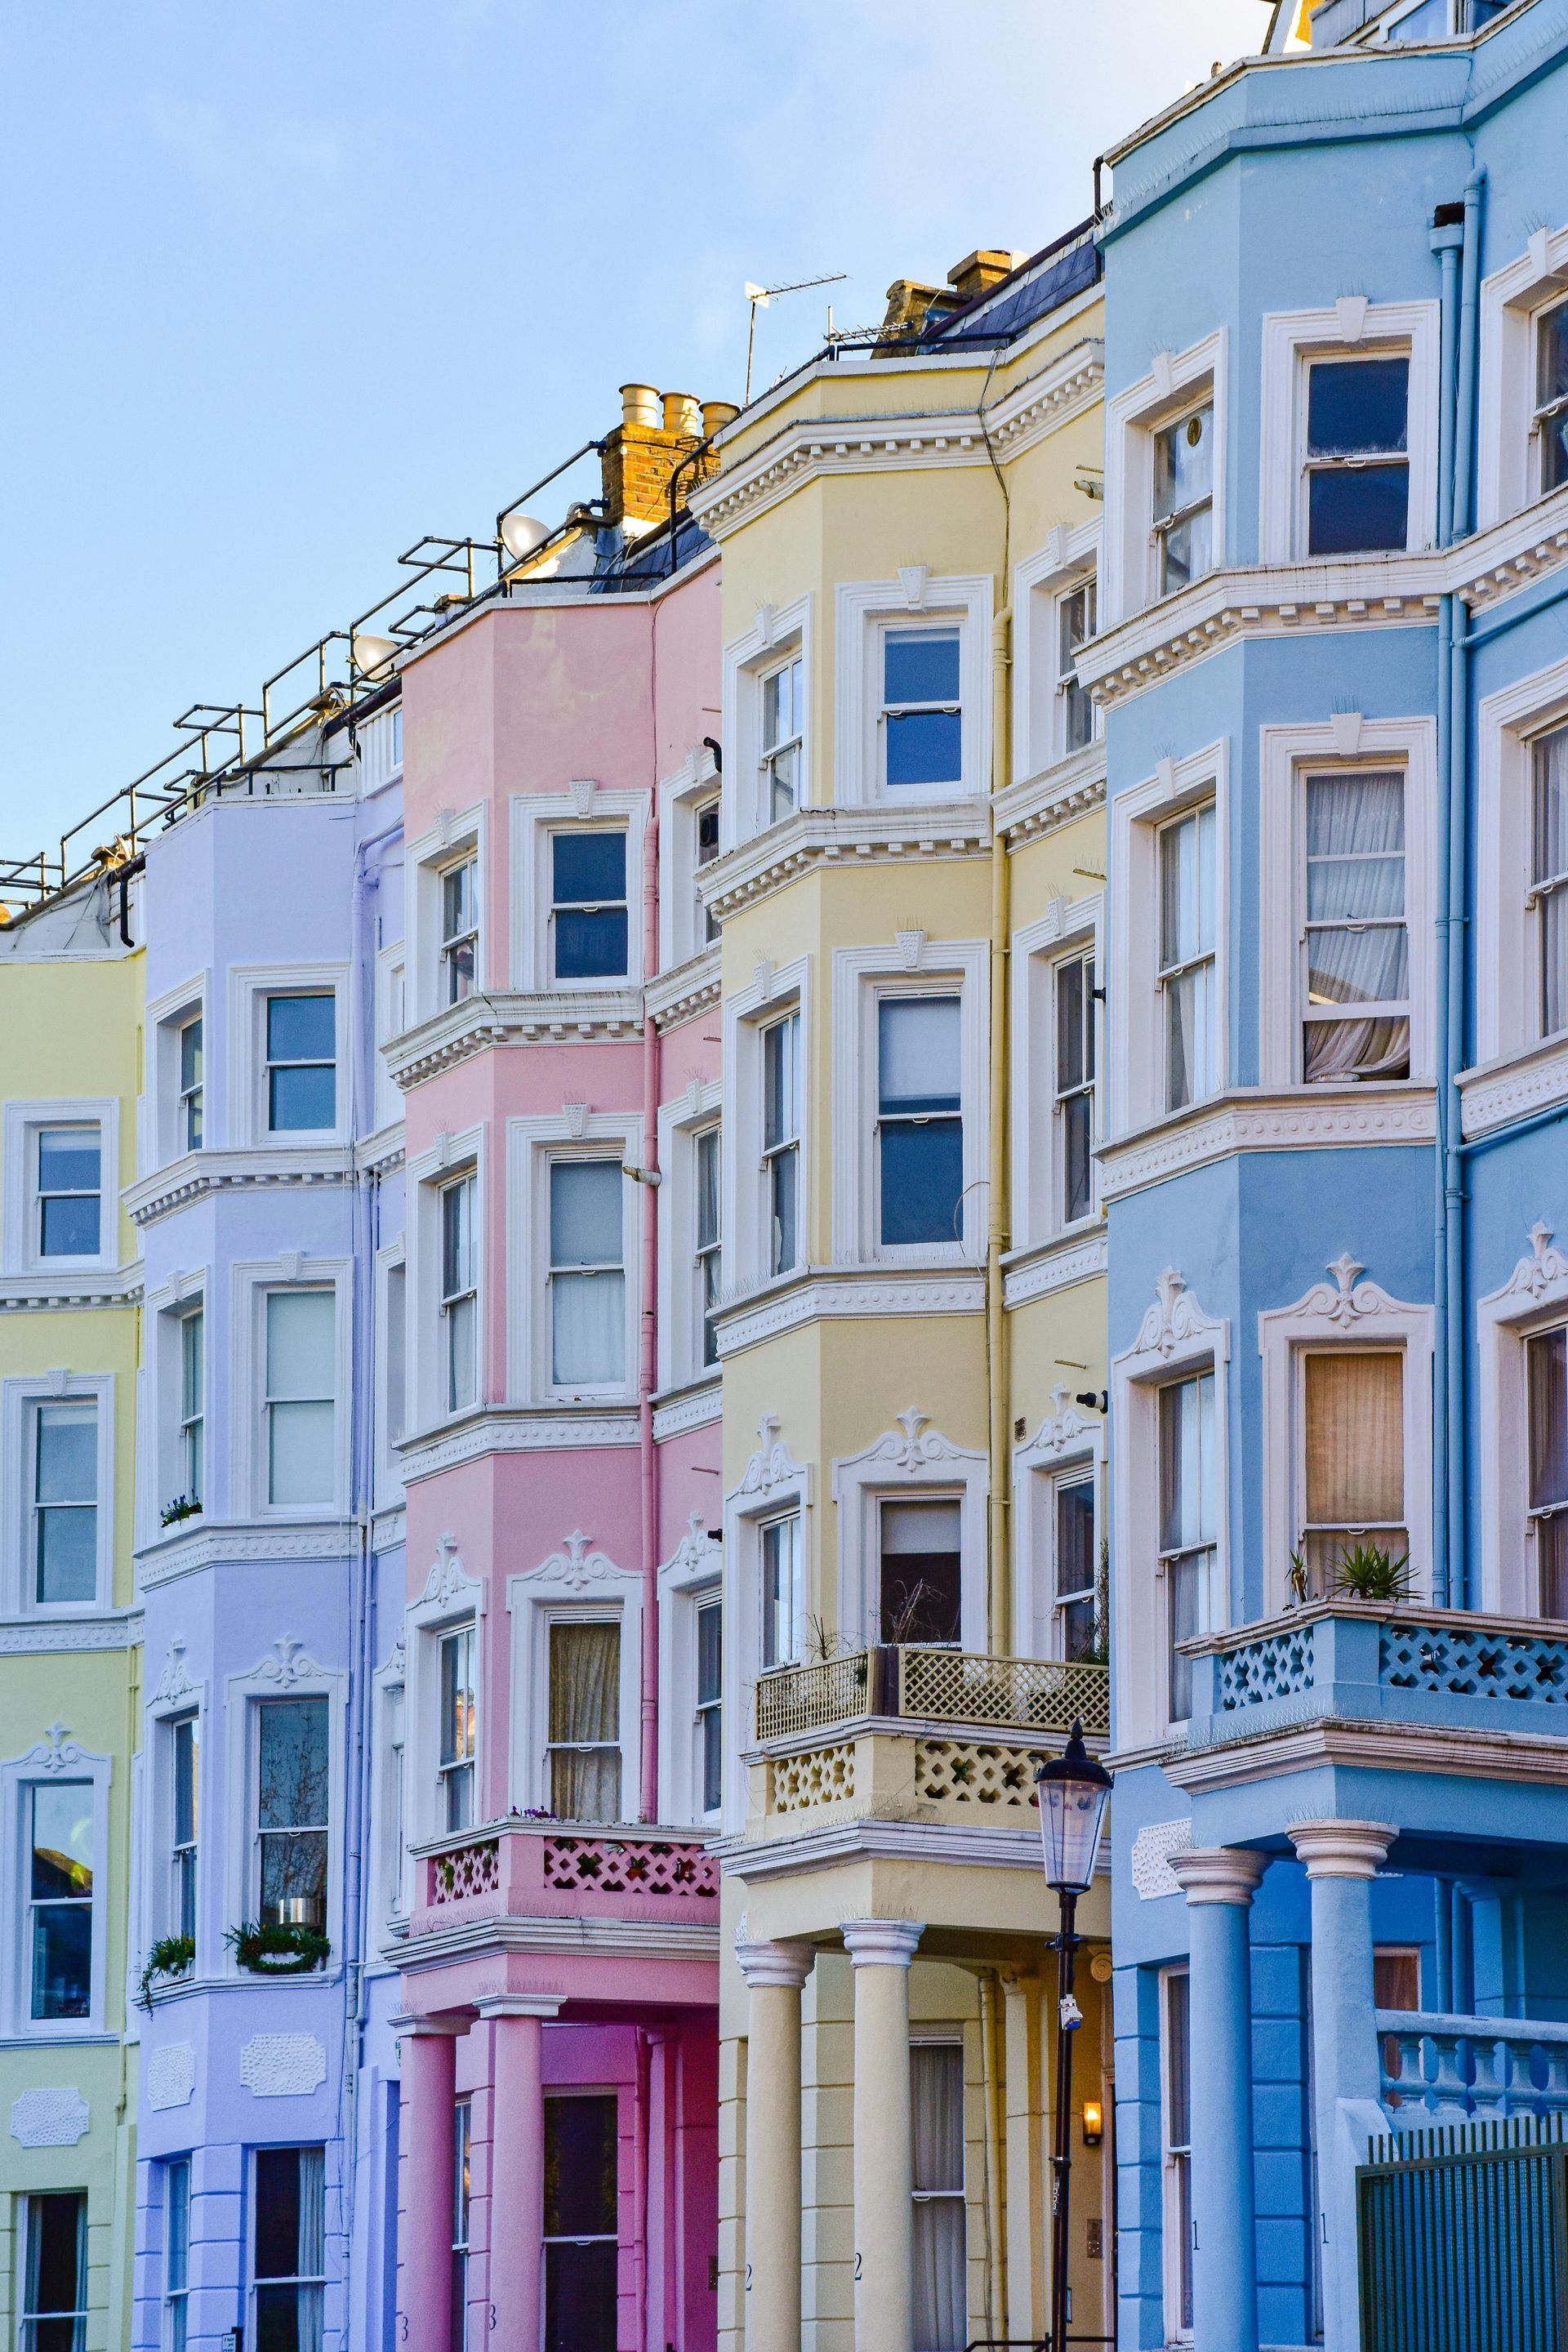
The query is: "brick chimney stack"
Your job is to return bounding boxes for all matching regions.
[600,384,736,534]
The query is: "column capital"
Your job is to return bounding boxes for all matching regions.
[1168,1846,1267,1906]
[840,1917,925,1967]
[475,1994,564,2020]
[1287,1817,1397,1880]
[735,1936,815,1989]
[390,2011,466,2036]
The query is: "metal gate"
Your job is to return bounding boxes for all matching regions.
[1357,2115,1568,2352]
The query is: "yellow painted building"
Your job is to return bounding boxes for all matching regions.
[691,231,1112,2352]
[0,869,143,2352]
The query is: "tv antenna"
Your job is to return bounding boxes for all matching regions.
[744,272,848,403]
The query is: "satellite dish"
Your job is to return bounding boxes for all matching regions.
[501,511,551,563]
[351,632,399,680]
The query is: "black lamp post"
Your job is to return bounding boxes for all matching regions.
[1036,1719,1112,2352]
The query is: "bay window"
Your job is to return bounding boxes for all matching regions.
[879,1497,961,1647]
[28,1782,93,2020]
[1153,403,1214,594]
[265,1290,336,1508]
[695,1598,722,1816]
[440,1176,479,1414]
[544,2095,619,2352]
[37,1127,100,1258]
[762,657,804,825]
[1303,355,1410,555]
[1160,1373,1216,1721]
[1533,722,1568,1037]
[265,993,336,1133]
[1302,769,1410,1082]
[255,1699,329,1936]
[546,1619,621,1822]
[32,1401,98,1606]
[439,1624,477,1832]
[911,2043,965,2352]
[760,1514,801,1670]
[1299,1351,1407,1596]
[1528,1325,1568,1616]
[20,2193,87,2352]
[1536,294,1568,497]
[441,856,479,1005]
[252,2147,325,2352]
[882,627,962,792]
[763,1013,800,1276]
[1158,804,1218,1112]
[877,995,963,1249]
[550,832,628,982]
[171,1713,199,1941]
[548,1160,625,1389]
[695,1125,721,1368]
[1054,951,1095,1226]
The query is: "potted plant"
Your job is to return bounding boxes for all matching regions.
[1332,1541,1414,1603]
[137,1933,196,2011]
[160,1494,202,1528]
[225,1919,331,1975]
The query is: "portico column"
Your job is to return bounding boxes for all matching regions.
[841,1918,925,2352]
[1168,1848,1267,2352]
[395,2016,463,2352]
[1289,1820,1396,2352]
[478,1995,561,2352]
[736,1936,813,2352]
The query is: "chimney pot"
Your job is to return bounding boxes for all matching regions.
[621,382,660,429]
[947,248,1026,305]
[702,400,741,439]
[662,391,702,436]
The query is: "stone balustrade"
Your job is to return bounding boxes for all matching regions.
[407,1820,719,1936]
[1379,2009,1568,2122]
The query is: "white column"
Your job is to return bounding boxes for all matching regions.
[735,1936,813,2352]
[841,1918,925,2352]
[1168,1847,1267,2352]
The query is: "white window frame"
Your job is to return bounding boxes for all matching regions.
[1258,715,1438,1089]
[2,1099,119,1278]
[507,1536,643,1820]
[1258,1266,1435,1614]
[405,1128,485,1437]
[1160,1963,1195,2345]
[657,743,724,969]
[1477,1225,1568,1615]
[227,965,349,1151]
[831,942,989,1267]
[510,787,647,994]
[1107,743,1230,1141]
[1111,1273,1231,1746]
[1258,301,1440,563]
[405,1539,487,1850]
[1,1374,115,1618]
[657,1513,724,1826]
[145,1272,208,1535]
[506,1113,640,1405]
[835,573,992,808]
[721,1419,814,1833]
[222,1646,346,1980]
[719,595,812,849]
[438,1170,480,1419]
[1475,655,1568,1082]
[1012,900,1103,1250]
[1011,1397,1105,1664]
[374,942,407,1133]
[375,1242,408,1510]
[372,1642,408,1926]
[230,1259,352,1521]
[832,1414,989,1653]
[148,1664,208,1960]
[403,804,486,1030]
[1104,332,1227,626]
[723,957,812,1301]
[2,1731,112,2037]
[657,1078,724,1390]
[1013,525,1104,782]
[145,977,210,1167]
[1477,222,1568,529]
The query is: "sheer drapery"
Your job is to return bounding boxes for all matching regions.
[1303,1351,1405,1588]
[910,2044,965,2351]
[548,1620,621,1820]
[1160,804,1217,1110]
[296,2149,325,2352]
[550,1271,625,1387]
[1534,724,1568,1037]
[1303,771,1410,1081]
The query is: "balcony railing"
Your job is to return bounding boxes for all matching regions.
[408,1819,719,1937]
[1183,1600,1568,1746]
[1379,2010,1568,2123]
[753,1645,1110,1745]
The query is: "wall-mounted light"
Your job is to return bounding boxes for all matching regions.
[1081,2098,1104,2148]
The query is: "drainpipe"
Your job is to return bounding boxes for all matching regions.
[638,641,663,1820]
[988,609,1013,1653]
[1430,207,1462,1604]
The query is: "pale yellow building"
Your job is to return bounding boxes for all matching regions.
[0,867,143,2352]
[691,230,1112,2352]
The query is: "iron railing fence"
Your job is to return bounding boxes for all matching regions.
[1358,2112,1568,2352]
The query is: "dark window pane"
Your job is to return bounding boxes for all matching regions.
[40,1197,99,1256]
[32,1906,91,2018]
[1307,462,1409,556]
[28,2194,85,2314]
[701,1706,723,1814]
[1165,1972,1192,2144]
[880,1550,962,1646]
[554,906,629,980]
[770,1149,797,1274]
[1057,1480,1096,1599]
[258,1703,329,1830]
[884,629,960,706]
[553,833,626,905]
[270,1064,336,1131]
[886,709,962,790]
[1057,960,1087,1091]
[254,2149,303,2279]
[544,2242,617,2352]
[266,996,336,1062]
[880,1119,964,1246]
[545,2095,618,2236]
[697,1603,721,1705]
[255,2285,305,2352]
[1062,1094,1092,1224]
[1307,358,1409,457]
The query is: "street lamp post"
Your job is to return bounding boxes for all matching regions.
[1035,1719,1113,2352]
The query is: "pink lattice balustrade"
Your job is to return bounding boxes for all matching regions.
[542,1835,719,1899]
[411,1823,720,1936]
[429,1838,501,1904]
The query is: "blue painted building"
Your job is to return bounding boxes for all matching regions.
[1084,1,1568,2344]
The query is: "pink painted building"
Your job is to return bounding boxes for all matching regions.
[384,390,731,2352]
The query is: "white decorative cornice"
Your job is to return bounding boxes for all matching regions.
[0,1262,145,1312]
[1498,1222,1568,1304]
[734,1413,813,1508]
[1458,1033,1568,1140]
[644,945,721,1035]
[995,741,1107,848]
[399,1408,639,1486]
[1015,1388,1101,1468]
[125,1148,351,1228]
[245,1633,330,1690]
[844,1408,979,1479]
[650,1379,722,1441]
[698,801,991,928]
[664,1509,719,1584]
[0,1611,140,1656]
[421,1532,479,1610]
[1098,1085,1437,1200]
[1131,1268,1223,1364]
[714,1267,986,1361]
[1002,1230,1107,1309]
[515,1530,621,1592]
[16,1722,92,1776]
[136,1519,359,1586]
[384,989,645,1089]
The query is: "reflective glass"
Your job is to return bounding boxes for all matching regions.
[1306,357,1409,456]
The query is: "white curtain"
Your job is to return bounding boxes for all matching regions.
[550,1270,624,1388]
[1303,771,1409,1080]
[549,1621,621,1821]
[911,2045,965,2352]
[296,2148,325,2352]
[1535,725,1568,1035]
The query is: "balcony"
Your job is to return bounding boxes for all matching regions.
[1183,1600,1568,1750]
[746,1645,1109,1835]
[1380,2010,1568,2123]
[406,1819,720,1940]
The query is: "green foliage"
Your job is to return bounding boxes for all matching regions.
[225,1919,331,1975]
[1332,1542,1414,1602]
[137,1933,195,2011]
[159,1494,202,1527]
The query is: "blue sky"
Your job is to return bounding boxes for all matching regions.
[0,0,1267,853]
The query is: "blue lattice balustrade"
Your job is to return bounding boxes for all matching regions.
[1380,1621,1568,1706]
[1215,1623,1316,1709]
